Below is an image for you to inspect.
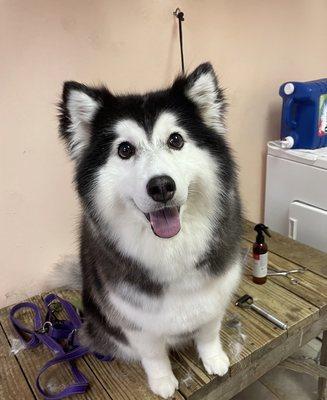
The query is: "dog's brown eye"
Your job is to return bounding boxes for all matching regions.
[118,142,135,159]
[168,133,184,150]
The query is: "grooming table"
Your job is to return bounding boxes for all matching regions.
[1,221,327,400]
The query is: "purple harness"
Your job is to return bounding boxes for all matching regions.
[9,293,113,399]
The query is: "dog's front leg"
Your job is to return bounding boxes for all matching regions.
[195,318,230,376]
[127,331,178,398]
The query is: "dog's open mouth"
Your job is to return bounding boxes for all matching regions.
[145,207,181,239]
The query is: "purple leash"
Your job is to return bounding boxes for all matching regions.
[9,294,113,399]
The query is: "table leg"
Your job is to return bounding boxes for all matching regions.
[319,330,327,400]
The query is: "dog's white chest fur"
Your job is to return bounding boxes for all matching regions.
[109,262,241,337]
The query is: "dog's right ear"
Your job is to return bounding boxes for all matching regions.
[58,81,103,161]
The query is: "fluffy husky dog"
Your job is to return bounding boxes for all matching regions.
[58,63,242,398]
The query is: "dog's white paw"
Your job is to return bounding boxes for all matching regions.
[202,351,230,376]
[148,373,179,399]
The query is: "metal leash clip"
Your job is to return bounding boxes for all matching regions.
[36,320,53,334]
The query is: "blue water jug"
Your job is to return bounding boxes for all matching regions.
[279,79,327,149]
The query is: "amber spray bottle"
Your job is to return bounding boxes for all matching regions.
[252,224,271,284]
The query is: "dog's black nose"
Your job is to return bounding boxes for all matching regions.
[146,175,176,203]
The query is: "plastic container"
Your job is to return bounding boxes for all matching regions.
[279,79,327,149]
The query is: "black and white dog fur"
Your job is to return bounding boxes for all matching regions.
[58,63,243,398]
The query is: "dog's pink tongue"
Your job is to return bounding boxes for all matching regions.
[149,207,180,238]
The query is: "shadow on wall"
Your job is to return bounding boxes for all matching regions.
[260,102,281,219]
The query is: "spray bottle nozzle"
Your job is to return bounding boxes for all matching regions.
[254,224,271,241]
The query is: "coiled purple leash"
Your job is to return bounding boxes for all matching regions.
[9,294,113,399]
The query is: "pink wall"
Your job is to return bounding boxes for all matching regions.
[1,0,327,306]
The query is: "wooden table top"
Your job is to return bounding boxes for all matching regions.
[1,220,327,400]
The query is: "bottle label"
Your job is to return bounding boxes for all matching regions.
[318,94,327,136]
[253,253,268,278]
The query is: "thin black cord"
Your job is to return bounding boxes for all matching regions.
[173,8,185,74]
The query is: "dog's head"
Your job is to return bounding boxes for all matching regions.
[59,63,233,240]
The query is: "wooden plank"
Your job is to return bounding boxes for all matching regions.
[50,289,185,400]
[171,267,288,384]
[242,238,327,314]
[226,299,286,367]
[223,305,285,374]
[187,313,327,400]
[0,322,35,400]
[243,220,327,279]
[83,353,184,400]
[178,300,286,399]
[236,267,320,335]
[319,330,327,400]
[173,349,212,386]
[278,357,327,379]
[220,312,252,375]
[0,295,112,400]
[171,352,208,398]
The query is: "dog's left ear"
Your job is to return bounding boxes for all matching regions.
[184,62,226,132]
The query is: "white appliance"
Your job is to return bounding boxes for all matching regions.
[264,143,327,252]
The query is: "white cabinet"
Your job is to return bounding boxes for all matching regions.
[264,144,327,252]
[289,201,327,252]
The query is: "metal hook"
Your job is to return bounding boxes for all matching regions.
[173,8,184,20]
[173,8,180,16]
